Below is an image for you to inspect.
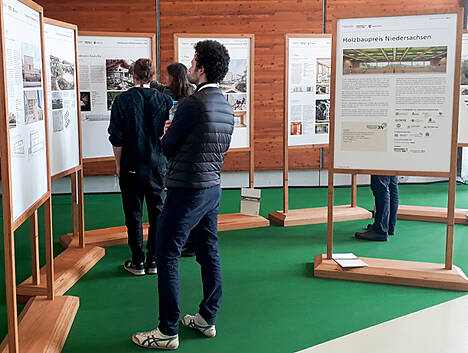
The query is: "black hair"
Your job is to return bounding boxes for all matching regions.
[194,40,230,83]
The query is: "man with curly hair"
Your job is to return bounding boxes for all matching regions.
[132,40,234,350]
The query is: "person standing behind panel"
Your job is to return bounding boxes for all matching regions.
[355,175,399,241]
[131,40,234,350]
[108,58,172,275]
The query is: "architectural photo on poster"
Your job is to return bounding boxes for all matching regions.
[343,47,448,75]
[50,55,75,90]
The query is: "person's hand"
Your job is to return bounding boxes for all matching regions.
[164,120,172,134]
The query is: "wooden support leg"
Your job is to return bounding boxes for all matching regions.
[78,169,85,248]
[351,174,357,207]
[327,171,334,259]
[30,211,40,285]
[44,198,55,300]
[4,225,19,353]
[445,175,456,270]
[71,172,78,240]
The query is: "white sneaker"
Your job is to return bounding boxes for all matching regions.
[181,313,216,338]
[131,328,179,350]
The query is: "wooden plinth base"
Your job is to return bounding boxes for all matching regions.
[268,205,372,227]
[0,296,79,353]
[397,205,468,224]
[314,254,468,291]
[60,213,269,249]
[217,213,269,231]
[17,246,105,303]
[59,225,147,248]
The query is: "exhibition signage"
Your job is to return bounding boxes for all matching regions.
[333,14,457,173]
[3,0,49,221]
[177,36,252,149]
[77,33,154,159]
[287,36,331,146]
[44,21,80,175]
[315,10,467,291]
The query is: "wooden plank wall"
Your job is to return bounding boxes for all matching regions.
[36,0,462,175]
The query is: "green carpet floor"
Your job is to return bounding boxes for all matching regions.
[1,182,468,352]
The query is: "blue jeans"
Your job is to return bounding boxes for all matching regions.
[155,185,222,336]
[371,175,399,235]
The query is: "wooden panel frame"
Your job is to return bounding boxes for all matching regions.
[319,8,466,291]
[43,17,85,248]
[282,34,331,213]
[174,33,256,187]
[0,1,55,351]
[79,30,156,176]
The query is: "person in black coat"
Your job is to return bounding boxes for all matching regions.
[108,58,172,276]
[132,40,234,350]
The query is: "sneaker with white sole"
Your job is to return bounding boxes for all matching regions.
[181,313,216,338]
[131,328,179,350]
[145,260,157,275]
[123,260,145,276]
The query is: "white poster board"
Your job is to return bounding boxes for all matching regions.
[334,14,458,172]
[287,36,331,146]
[44,22,80,175]
[3,0,48,221]
[177,36,252,149]
[458,32,468,145]
[78,34,153,158]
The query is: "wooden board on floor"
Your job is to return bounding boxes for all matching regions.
[217,213,269,231]
[0,296,79,353]
[397,205,468,224]
[60,214,270,249]
[17,246,105,302]
[314,254,468,291]
[59,225,147,248]
[269,205,372,227]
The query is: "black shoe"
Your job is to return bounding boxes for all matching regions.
[181,248,195,257]
[355,230,387,241]
[366,223,394,236]
[145,260,157,275]
[123,260,145,276]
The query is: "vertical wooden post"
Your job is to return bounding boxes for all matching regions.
[445,175,456,270]
[30,211,40,285]
[283,35,289,214]
[78,169,85,248]
[44,198,55,300]
[4,227,19,353]
[445,9,463,270]
[249,35,255,190]
[351,174,357,207]
[327,171,334,259]
[71,172,78,239]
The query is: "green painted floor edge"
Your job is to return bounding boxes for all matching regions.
[1,182,468,352]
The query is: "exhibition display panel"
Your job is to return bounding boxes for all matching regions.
[0,1,78,352]
[78,31,155,160]
[314,9,468,291]
[268,34,372,226]
[16,18,105,305]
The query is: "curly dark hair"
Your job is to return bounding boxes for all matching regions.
[194,40,230,83]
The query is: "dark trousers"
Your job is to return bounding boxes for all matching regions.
[156,185,222,336]
[371,175,399,235]
[119,170,164,263]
